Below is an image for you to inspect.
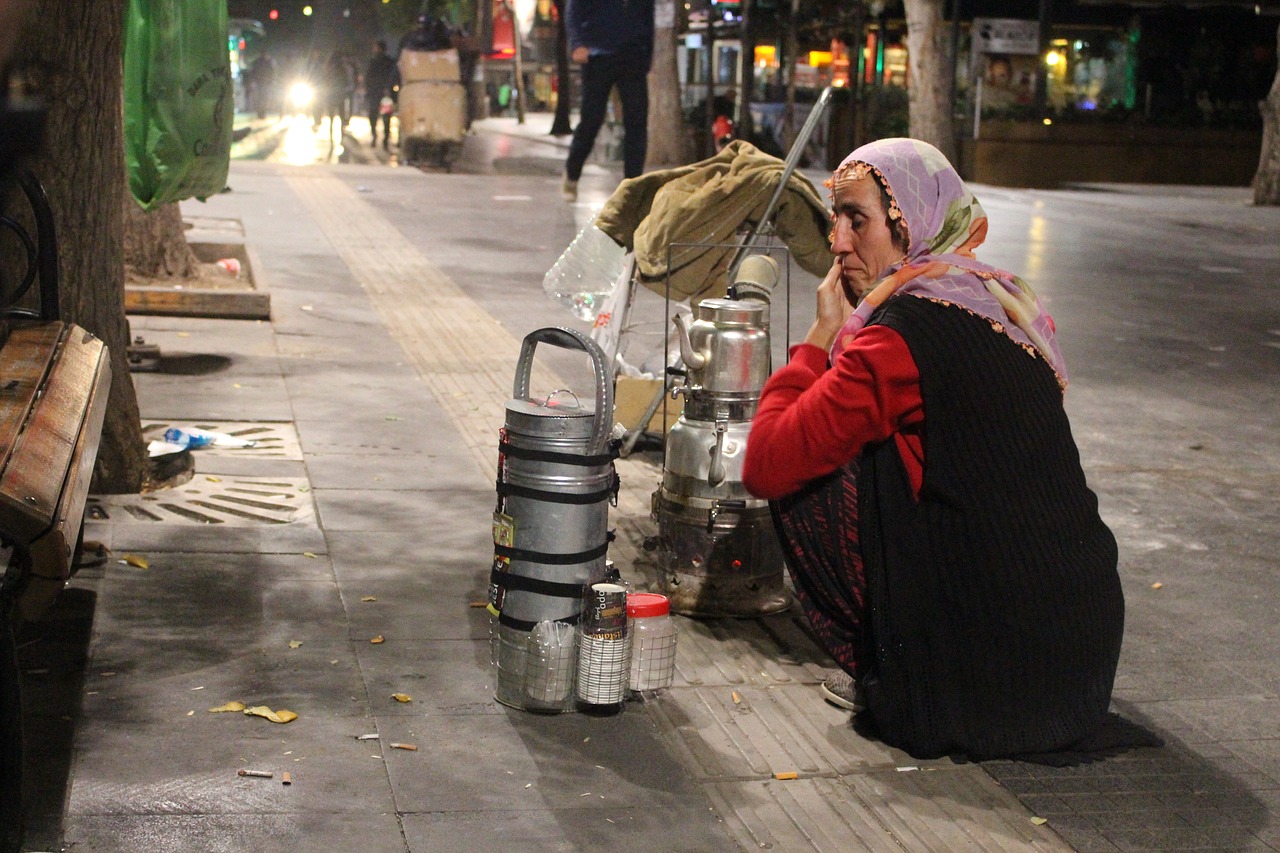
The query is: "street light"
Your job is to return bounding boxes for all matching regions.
[302,5,313,15]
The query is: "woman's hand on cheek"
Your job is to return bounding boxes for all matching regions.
[804,257,853,351]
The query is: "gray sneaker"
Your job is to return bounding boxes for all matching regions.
[820,671,864,712]
[561,178,578,202]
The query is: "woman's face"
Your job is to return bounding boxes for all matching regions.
[830,172,904,304]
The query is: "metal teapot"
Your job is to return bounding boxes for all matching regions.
[671,298,772,399]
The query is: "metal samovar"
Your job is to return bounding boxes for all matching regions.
[651,258,789,617]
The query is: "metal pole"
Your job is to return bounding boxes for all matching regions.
[727,85,833,279]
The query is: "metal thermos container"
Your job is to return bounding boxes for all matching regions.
[492,327,617,711]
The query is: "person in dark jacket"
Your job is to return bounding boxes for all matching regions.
[364,39,399,149]
[743,138,1136,763]
[561,0,654,201]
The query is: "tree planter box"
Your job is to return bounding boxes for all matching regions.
[959,121,1262,188]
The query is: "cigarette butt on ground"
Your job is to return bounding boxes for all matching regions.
[772,771,799,780]
[282,772,292,785]
[731,691,741,704]
[391,742,419,751]
[238,769,273,778]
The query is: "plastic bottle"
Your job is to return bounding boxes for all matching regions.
[541,219,627,322]
[627,592,677,692]
[162,427,217,449]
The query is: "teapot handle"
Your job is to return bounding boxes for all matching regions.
[513,326,614,456]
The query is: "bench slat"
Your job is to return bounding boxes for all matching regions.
[0,323,62,463]
[0,324,106,542]
[28,340,111,598]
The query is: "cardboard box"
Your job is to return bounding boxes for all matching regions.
[398,80,466,143]
[398,48,460,83]
[613,376,683,433]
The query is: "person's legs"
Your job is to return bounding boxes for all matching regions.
[615,61,649,179]
[369,105,380,144]
[770,462,866,678]
[565,56,616,182]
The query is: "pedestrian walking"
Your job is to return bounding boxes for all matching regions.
[561,0,654,201]
[364,39,399,150]
[743,138,1148,763]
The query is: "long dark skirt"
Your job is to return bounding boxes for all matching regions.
[769,462,866,678]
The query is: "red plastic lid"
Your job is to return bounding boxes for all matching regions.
[627,592,670,618]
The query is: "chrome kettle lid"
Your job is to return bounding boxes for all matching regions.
[694,297,769,325]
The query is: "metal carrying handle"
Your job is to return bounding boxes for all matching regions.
[513,326,615,456]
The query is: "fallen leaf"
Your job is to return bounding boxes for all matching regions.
[390,693,412,703]
[385,415,403,421]
[390,742,418,751]
[370,635,385,644]
[361,596,377,602]
[233,383,242,389]
[187,710,195,716]
[206,476,222,483]
[772,771,798,780]
[303,552,318,559]
[244,705,298,724]
[121,554,150,569]
[1030,817,1048,826]
[288,640,303,649]
[209,701,247,713]
[1151,582,1164,590]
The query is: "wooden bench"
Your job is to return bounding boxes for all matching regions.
[0,321,111,620]
[0,170,112,622]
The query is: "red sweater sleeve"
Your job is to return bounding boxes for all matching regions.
[742,324,923,500]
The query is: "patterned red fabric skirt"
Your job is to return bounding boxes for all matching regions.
[769,462,866,677]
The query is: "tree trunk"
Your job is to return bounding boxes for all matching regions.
[1253,23,1280,206]
[14,0,145,493]
[781,0,801,154]
[123,196,200,280]
[646,0,691,168]
[550,0,572,136]
[902,0,957,164]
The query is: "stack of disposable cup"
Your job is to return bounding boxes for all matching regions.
[577,582,630,712]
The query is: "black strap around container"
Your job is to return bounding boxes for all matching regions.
[495,480,614,506]
[499,440,617,467]
[493,541,609,566]
[488,567,585,599]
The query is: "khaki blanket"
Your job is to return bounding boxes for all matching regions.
[594,140,832,304]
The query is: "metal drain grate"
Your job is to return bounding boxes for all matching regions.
[88,476,315,527]
[142,421,302,460]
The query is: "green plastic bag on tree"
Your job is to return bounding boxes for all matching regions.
[124,0,233,210]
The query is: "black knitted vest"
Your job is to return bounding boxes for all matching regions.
[857,295,1123,760]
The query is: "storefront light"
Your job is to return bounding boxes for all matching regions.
[1045,50,1063,67]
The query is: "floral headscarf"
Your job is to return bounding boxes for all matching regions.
[830,138,1067,386]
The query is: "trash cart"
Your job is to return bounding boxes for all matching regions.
[397,47,466,170]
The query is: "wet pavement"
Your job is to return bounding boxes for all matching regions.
[13,114,1280,852]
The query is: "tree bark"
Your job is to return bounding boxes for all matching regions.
[646,0,692,168]
[14,0,145,493]
[122,196,200,281]
[782,0,801,154]
[1253,23,1280,206]
[550,0,572,136]
[902,0,957,164]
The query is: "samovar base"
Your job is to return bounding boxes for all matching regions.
[652,493,792,617]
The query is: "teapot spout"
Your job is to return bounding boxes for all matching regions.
[671,313,707,371]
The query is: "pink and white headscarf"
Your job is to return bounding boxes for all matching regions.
[830,138,1067,386]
